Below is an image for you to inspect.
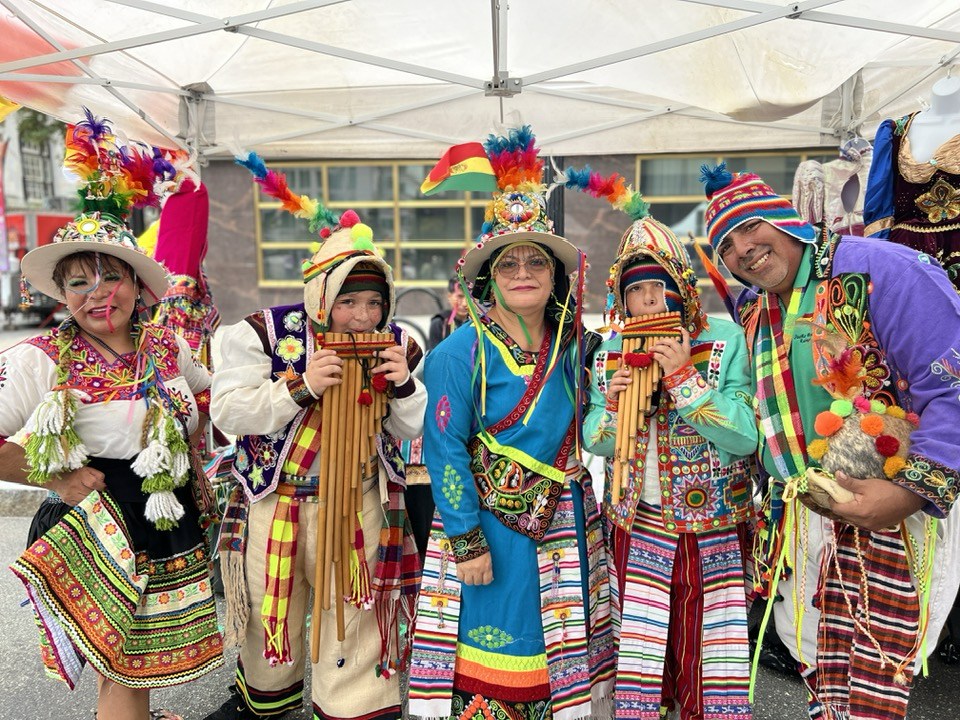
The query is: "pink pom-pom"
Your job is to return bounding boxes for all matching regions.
[905,412,920,426]
[853,395,871,413]
[319,227,331,239]
[339,209,360,228]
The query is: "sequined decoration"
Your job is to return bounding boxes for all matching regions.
[915,176,960,224]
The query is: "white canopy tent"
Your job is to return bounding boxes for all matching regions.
[1,0,959,160]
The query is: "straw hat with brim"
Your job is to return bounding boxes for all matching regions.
[20,212,170,306]
[460,230,581,282]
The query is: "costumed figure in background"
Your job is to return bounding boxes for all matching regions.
[864,74,960,290]
[408,126,614,720]
[701,163,960,720]
[0,111,222,720]
[205,152,426,720]
[404,277,473,564]
[569,167,756,720]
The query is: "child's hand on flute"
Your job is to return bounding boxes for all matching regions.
[651,327,691,376]
[304,348,344,396]
[606,365,631,403]
[373,344,411,385]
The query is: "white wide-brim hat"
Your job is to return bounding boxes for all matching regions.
[20,212,170,306]
[459,229,582,282]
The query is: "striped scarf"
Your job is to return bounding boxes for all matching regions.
[261,492,301,666]
[371,478,421,676]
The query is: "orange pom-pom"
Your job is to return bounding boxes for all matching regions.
[814,411,844,437]
[884,455,907,478]
[807,438,829,461]
[859,414,885,437]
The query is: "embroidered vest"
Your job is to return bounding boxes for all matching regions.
[232,303,407,502]
[602,338,755,533]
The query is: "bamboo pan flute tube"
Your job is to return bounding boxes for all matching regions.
[613,311,682,501]
[309,331,395,655]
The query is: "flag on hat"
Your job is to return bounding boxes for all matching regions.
[420,142,498,195]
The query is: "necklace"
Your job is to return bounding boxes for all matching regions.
[81,329,134,369]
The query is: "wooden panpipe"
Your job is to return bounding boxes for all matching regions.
[311,331,394,659]
[612,311,682,501]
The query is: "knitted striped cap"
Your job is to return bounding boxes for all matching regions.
[701,163,816,250]
[338,262,388,299]
[619,260,683,314]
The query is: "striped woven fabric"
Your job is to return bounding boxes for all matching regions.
[11,491,222,689]
[409,470,614,720]
[815,526,919,720]
[609,502,751,720]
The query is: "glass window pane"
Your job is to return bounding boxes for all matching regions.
[350,207,395,244]
[327,166,392,202]
[259,208,317,243]
[722,156,799,195]
[399,164,467,200]
[269,166,323,199]
[648,201,708,238]
[640,157,713,196]
[400,207,466,241]
[262,248,310,282]
[399,247,465,282]
[469,206,487,239]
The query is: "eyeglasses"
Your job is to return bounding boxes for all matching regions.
[493,255,554,277]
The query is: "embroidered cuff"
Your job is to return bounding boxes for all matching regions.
[449,525,489,562]
[193,388,211,416]
[286,375,315,408]
[893,453,958,518]
[605,398,619,412]
[394,375,416,399]
[662,362,708,409]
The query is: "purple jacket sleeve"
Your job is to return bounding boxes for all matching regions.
[843,240,960,516]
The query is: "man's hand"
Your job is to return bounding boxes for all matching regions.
[651,327,692,377]
[829,471,926,531]
[373,345,411,385]
[303,348,343,396]
[48,466,106,506]
[456,552,493,586]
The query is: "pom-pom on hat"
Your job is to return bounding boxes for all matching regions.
[19,109,185,306]
[700,162,817,252]
[235,152,394,330]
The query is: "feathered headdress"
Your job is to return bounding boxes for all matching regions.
[234,151,392,330]
[551,164,707,336]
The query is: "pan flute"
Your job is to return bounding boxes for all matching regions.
[311,331,394,657]
[612,311,682,501]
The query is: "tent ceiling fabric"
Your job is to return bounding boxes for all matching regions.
[1,0,960,159]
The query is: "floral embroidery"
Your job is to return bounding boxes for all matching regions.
[468,625,513,649]
[436,395,452,433]
[684,397,734,429]
[275,335,305,363]
[441,464,464,510]
[449,525,488,562]
[282,310,305,332]
[898,454,957,513]
[930,349,960,400]
[915,176,960,224]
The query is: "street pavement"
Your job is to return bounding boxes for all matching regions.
[1,325,959,718]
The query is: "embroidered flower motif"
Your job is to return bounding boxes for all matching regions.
[283,310,305,332]
[915,176,960,223]
[436,395,452,433]
[468,625,513,649]
[276,335,305,363]
[158,592,170,604]
[442,465,464,510]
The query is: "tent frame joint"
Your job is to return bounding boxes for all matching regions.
[485,75,522,98]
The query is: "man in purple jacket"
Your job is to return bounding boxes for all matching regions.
[701,164,960,720]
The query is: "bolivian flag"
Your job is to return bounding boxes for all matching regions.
[420,142,498,195]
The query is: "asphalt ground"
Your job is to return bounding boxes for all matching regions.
[1,326,959,719]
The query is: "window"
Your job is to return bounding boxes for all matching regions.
[20,140,54,204]
[253,162,486,289]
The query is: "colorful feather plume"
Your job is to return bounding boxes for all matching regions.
[550,163,649,221]
[483,125,544,192]
[234,151,339,235]
[692,239,736,321]
[63,108,188,219]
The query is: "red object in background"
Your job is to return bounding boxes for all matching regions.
[0,15,86,108]
[5,212,73,260]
